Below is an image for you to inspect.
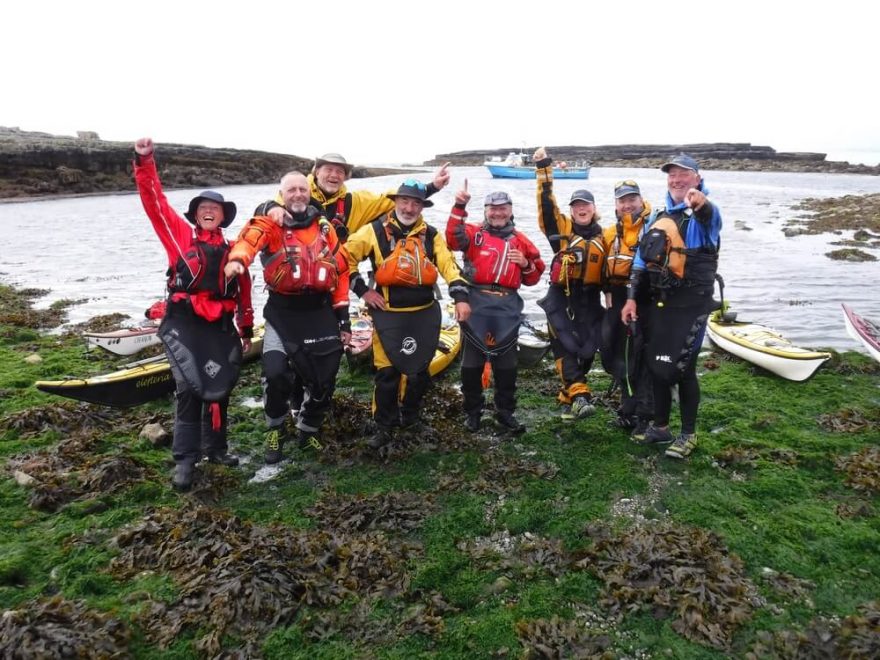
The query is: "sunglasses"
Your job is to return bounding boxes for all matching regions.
[402,178,427,191]
[615,179,638,189]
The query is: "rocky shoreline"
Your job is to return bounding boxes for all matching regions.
[0,127,410,200]
[427,143,880,175]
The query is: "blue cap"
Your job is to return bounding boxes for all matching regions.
[661,153,699,173]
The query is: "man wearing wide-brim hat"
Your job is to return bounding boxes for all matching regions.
[346,178,471,451]
[256,152,453,242]
[621,153,723,460]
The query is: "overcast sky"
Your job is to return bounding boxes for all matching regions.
[5,1,878,165]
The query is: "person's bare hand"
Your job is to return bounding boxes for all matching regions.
[454,178,471,206]
[433,162,451,190]
[454,302,471,322]
[267,206,289,226]
[224,261,245,278]
[135,137,154,156]
[684,188,707,210]
[363,289,386,310]
[508,248,527,267]
[621,300,638,324]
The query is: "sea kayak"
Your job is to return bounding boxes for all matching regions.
[706,310,831,381]
[842,304,880,364]
[84,322,161,356]
[36,328,264,407]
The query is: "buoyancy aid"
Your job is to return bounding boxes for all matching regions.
[549,234,605,292]
[260,221,339,294]
[169,239,238,300]
[374,221,439,288]
[467,229,523,289]
[604,206,650,285]
[639,210,718,286]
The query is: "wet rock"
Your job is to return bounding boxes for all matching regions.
[13,470,37,486]
[139,422,169,447]
[23,353,42,364]
[826,248,877,262]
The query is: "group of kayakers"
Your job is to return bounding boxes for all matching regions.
[133,139,722,491]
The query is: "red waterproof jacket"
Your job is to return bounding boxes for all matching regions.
[445,203,544,289]
[133,154,254,335]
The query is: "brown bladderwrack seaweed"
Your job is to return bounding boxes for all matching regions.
[747,600,880,659]
[0,596,131,658]
[575,523,757,649]
[836,446,880,493]
[8,432,148,512]
[109,504,422,656]
[459,531,568,579]
[818,407,880,433]
[515,615,613,659]
[306,490,433,534]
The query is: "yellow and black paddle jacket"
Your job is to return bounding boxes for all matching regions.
[346,213,469,311]
[535,161,605,291]
[255,175,441,242]
[602,203,652,288]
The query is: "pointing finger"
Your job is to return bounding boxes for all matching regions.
[464,178,468,191]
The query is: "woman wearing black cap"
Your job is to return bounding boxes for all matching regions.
[533,146,607,420]
[133,138,254,490]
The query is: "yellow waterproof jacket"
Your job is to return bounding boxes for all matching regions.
[346,214,469,311]
[536,162,605,287]
[601,203,652,287]
[262,175,396,239]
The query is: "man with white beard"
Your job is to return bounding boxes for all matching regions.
[225,172,351,463]
[345,179,471,450]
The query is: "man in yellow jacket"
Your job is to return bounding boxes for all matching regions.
[346,179,471,449]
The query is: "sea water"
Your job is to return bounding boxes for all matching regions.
[1,166,878,353]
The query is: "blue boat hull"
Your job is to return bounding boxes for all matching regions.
[485,165,589,179]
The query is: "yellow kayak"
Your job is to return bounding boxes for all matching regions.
[706,310,830,381]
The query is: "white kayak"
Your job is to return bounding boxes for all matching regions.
[706,310,831,382]
[842,304,880,364]
[518,319,551,368]
[84,322,162,356]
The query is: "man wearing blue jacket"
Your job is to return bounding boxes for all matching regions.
[621,154,722,459]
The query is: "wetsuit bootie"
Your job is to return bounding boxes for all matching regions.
[172,462,195,491]
[465,412,482,433]
[264,425,289,464]
[495,411,525,434]
[207,453,240,467]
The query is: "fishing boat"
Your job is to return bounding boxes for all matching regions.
[517,318,551,368]
[706,310,831,381]
[842,304,880,363]
[483,152,590,180]
[84,322,161,356]
[36,328,264,407]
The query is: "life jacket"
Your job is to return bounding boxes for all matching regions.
[324,196,351,242]
[467,229,522,289]
[374,221,439,288]
[604,208,649,285]
[169,239,237,300]
[639,210,718,286]
[549,234,604,292]
[260,223,339,294]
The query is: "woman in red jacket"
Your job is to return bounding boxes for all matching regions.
[446,181,545,433]
[134,138,254,490]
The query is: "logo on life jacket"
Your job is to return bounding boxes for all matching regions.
[375,228,439,288]
[261,226,339,294]
[203,360,222,378]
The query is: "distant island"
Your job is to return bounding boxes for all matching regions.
[2,127,877,201]
[428,144,880,175]
[0,127,408,201]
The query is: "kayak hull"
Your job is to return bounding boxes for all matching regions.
[706,311,830,381]
[842,304,880,364]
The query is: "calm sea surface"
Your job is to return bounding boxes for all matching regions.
[1,166,878,353]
